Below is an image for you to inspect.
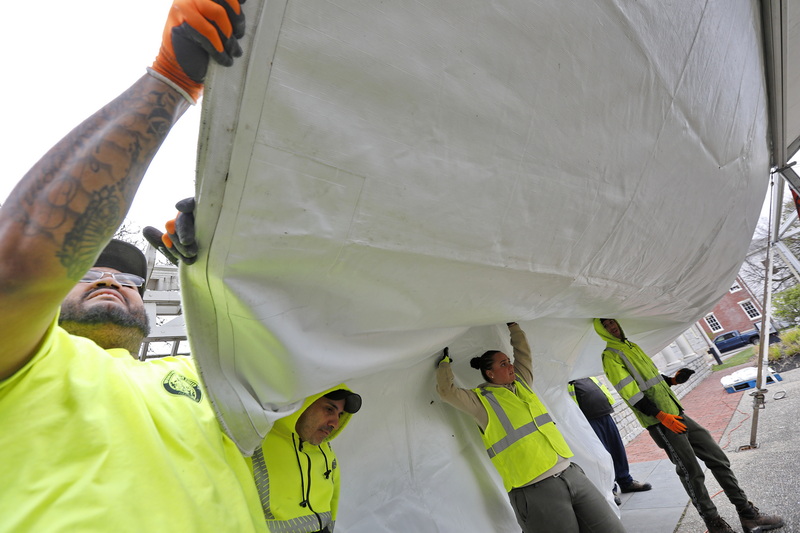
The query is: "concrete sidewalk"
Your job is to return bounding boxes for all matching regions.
[619,364,798,533]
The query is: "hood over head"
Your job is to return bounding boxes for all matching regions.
[273,383,360,444]
[323,388,362,414]
[593,318,627,344]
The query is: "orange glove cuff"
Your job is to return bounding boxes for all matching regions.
[150,59,204,103]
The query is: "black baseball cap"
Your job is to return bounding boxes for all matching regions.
[324,389,362,414]
[94,239,148,296]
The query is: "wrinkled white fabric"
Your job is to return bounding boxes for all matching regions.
[184,0,769,530]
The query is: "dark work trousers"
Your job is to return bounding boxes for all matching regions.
[587,414,633,488]
[508,463,626,533]
[647,413,749,522]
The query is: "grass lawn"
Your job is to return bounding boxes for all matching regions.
[711,348,755,371]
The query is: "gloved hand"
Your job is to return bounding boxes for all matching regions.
[150,0,247,103]
[144,198,198,265]
[672,368,695,385]
[437,347,452,366]
[656,411,687,434]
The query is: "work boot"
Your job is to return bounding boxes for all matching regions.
[739,501,784,532]
[705,514,736,533]
[619,480,652,493]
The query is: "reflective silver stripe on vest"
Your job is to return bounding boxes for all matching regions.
[252,446,274,519]
[606,347,665,399]
[617,375,634,390]
[481,382,553,459]
[266,513,332,533]
[252,446,332,533]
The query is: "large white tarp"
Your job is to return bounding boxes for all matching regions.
[181,0,769,530]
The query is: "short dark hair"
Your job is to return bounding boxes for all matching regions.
[470,350,500,382]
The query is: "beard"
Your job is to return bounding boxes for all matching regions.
[59,297,151,350]
[60,302,150,335]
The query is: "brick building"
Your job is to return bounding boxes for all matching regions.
[698,275,764,340]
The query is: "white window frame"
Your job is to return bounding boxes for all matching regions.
[729,280,742,293]
[705,313,723,333]
[739,300,761,320]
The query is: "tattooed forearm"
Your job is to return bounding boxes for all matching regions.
[58,185,124,279]
[2,75,188,277]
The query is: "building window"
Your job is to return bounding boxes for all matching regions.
[705,314,723,332]
[729,280,742,292]
[739,300,761,320]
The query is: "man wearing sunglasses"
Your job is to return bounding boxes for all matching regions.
[58,239,151,356]
[0,0,269,531]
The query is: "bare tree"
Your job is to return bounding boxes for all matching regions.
[113,219,173,266]
[113,220,145,248]
[740,200,800,300]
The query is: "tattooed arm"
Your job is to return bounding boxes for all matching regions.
[0,75,190,379]
[0,0,246,379]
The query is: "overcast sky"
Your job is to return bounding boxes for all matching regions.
[1,0,200,231]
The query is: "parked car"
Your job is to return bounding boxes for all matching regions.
[713,323,780,353]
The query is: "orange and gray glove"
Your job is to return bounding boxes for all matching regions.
[656,411,687,434]
[144,198,198,265]
[149,0,246,103]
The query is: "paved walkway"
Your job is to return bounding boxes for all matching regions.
[619,359,798,533]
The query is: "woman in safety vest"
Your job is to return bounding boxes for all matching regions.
[436,322,626,533]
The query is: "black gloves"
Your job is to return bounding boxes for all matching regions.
[662,367,695,386]
[673,367,695,385]
[144,197,198,265]
[437,347,452,366]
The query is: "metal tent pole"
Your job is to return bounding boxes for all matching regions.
[741,175,777,450]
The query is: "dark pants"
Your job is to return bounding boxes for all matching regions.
[647,413,748,522]
[587,414,633,488]
[508,463,626,533]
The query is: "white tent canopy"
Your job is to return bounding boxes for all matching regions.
[181,1,775,530]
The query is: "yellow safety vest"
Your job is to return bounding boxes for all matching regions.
[474,378,573,491]
[249,385,355,533]
[593,319,682,427]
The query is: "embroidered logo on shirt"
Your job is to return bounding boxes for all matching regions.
[162,371,202,403]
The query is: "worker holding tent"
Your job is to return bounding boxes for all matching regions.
[436,322,626,533]
[249,386,362,533]
[148,200,364,533]
[595,318,784,533]
[0,0,273,529]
